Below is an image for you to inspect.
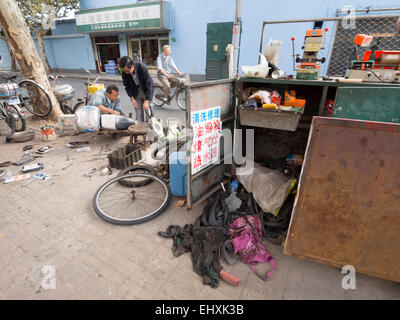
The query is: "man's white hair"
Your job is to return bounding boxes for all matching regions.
[162,45,170,51]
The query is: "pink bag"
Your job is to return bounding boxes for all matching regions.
[229,215,276,279]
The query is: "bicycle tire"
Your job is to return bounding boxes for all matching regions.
[153,85,165,107]
[8,105,26,132]
[18,80,52,117]
[73,101,85,114]
[176,88,186,110]
[93,173,171,225]
[117,165,156,187]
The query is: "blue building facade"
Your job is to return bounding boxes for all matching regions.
[1,0,400,78]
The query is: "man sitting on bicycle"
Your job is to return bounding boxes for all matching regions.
[156,45,183,102]
[88,85,123,115]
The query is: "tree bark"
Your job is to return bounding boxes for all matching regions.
[35,30,51,73]
[0,0,62,120]
[8,42,17,71]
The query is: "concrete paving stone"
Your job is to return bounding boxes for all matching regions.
[0,246,25,267]
[0,235,18,257]
[342,273,400,300]
[29,279,74,300]
[52,215,86,234]
[68,251,105,278]
[117,239,153,267]
[197,285,238,301]
[129,232,162,257]
[79,221,109,239]
[73,274,120,300]
[281,262,347,300]
[32,227,68,250]
[85,240,119,266]
[154,269,205,300]
[143,249,181,280]
[0,222,31,244]
[112,227,138,243]
[89,262,129,289]
[131,267,172,297]
[55,261,93,292]
[117,279,155,300]
[107,253,143,279]
[239,267,287,300]
[15,237,43,256]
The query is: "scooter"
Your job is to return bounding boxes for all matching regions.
[48,75,75,114]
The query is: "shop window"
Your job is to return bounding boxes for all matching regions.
[94,36,120,73]
[127,34,169,68]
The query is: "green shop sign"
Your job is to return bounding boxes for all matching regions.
[76,2,162,33]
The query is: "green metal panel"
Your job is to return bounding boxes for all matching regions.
[206,22,233,80]
[334,87,400,123]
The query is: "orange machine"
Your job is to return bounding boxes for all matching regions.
[346,34,400,83]
[293,28,328,80]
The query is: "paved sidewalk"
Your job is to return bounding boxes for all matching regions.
[0,121,399,300]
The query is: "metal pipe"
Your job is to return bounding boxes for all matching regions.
[185,85,192,209]
[262,14,400,25]
[232,0,242,77]
[337,8,400,14]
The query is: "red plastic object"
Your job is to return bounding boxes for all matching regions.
[219,269,241,287]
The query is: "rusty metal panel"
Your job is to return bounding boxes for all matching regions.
[186,80,235,209]
[284,116,400,283]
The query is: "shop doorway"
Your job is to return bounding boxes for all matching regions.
[93,36,120,73]
[128,34,169,70]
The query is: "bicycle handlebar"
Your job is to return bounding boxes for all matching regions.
[80,67,91,74]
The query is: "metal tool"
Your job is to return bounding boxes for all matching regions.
[22,172,44,187]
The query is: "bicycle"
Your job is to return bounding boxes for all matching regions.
[1,74,52,117]
[0,81,26,134]
[48,74,75,114]
[73,67,102,114]
[153,74,187,111]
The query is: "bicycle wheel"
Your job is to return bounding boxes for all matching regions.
[117,165,156,187]
[93,173,171,225]
[153,85,165,107]
[73,101,85,114]
[18,80,52,117]
[176,88,186,111]
[7,105,26,132]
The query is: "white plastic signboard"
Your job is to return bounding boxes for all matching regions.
[191,106,221,175]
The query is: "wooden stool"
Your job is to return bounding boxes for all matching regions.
[128,124,152,149]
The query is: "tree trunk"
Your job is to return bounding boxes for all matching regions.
[0,0,62,120]
[8,42,17,71]
[35,31,51,73]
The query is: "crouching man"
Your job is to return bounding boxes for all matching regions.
[88,85,123,115]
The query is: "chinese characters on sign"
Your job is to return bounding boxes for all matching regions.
[76,4,160,33]
[191,106,222,175]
